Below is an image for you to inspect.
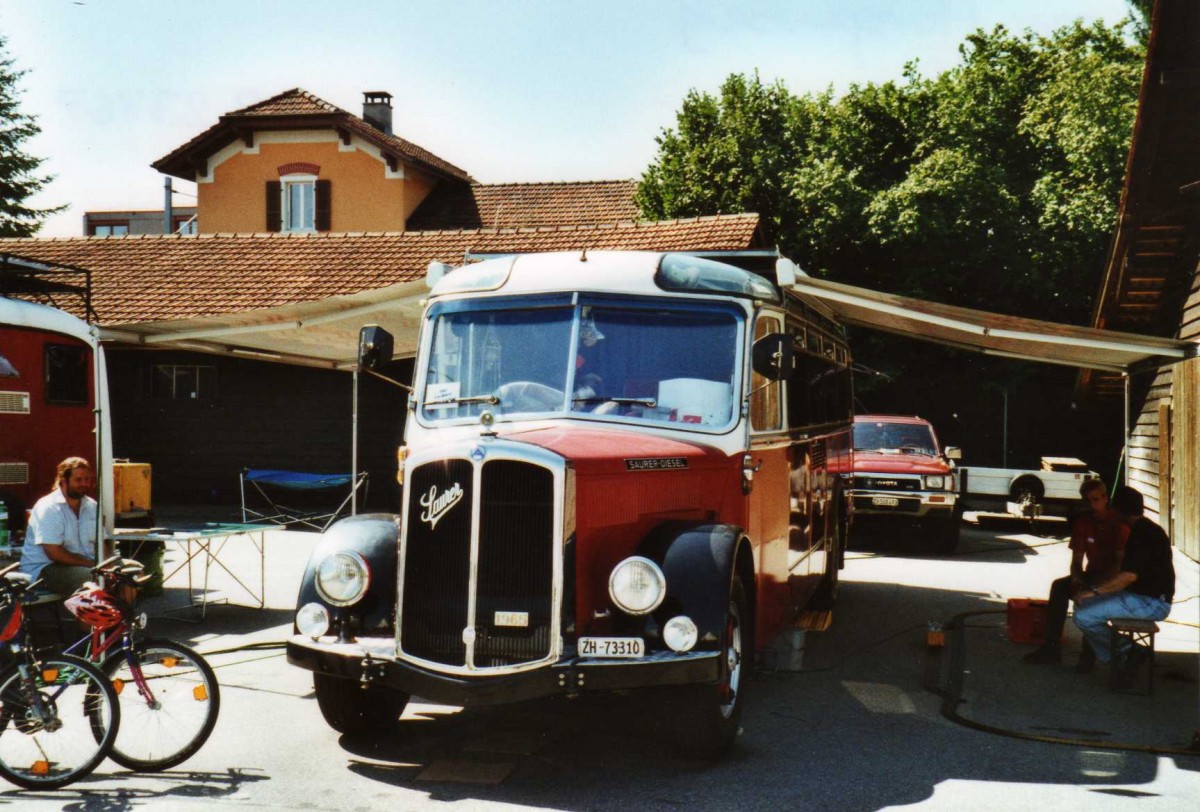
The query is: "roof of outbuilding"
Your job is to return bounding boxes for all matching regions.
[406,180,641,230]
[1079,2,1200,399]
[152,88,474,184]
[0,214,762,325]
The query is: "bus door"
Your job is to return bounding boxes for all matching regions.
[747,312,792,633]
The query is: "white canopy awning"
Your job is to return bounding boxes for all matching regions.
[97,280,429,369]
[95,268,1195,375]
[787,275,1194,373]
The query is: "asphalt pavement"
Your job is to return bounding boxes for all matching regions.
[6,508,1199,810]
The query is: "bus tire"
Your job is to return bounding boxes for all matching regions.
[930,514,961,554]
[313,672,408,735]
[672,576,748,760]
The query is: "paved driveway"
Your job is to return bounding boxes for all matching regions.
[7,513,1198,810]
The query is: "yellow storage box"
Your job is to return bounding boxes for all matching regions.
[112,461,152,517]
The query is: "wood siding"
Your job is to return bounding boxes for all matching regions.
[106,348,411,512]
[1128,260,1200,558]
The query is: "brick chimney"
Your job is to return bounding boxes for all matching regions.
[362,91,393,135]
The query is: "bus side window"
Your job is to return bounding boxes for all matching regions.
[44,344,89,405]
[786,328,810,429]
[750,314,782,432]
[787,344,839,430]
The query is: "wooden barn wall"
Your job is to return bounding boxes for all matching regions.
[105,348,412,511]
[1129,259,1200,559]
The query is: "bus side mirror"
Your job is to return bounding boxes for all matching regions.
[359,325,394,371]
[752,333,795,381]
[944,446,962,461]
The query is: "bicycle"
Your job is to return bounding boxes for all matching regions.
[0,562,120,789]
[63,556,220,772]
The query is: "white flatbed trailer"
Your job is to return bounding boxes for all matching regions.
[958,457,1098,517]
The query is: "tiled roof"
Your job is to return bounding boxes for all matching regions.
[407,180,640,230]
[0,215,761,325]
[228,87,342,117]
[153,88,472,183]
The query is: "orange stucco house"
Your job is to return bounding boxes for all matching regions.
[2,88,763,502]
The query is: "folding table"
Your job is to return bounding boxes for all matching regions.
[110,522,268,618]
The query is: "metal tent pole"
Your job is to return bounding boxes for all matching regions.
[1123,372,1131,486]
[351,368,359,516]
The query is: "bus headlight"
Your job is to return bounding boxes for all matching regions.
[663,616,698,652]
[609,556,666,615]
[296,602,330,638]
[314,551,370,606]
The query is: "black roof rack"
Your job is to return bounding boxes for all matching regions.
[0,254,95,322]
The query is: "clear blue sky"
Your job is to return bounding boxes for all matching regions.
[1,0,1134,237]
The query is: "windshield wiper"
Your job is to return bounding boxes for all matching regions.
[572,396,657,407]
[425,394,500,407]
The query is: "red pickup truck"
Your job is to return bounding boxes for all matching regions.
[848,414,962,552]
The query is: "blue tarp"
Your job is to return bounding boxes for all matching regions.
[243,469,354,491]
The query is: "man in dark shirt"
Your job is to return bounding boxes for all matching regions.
[1023,478,1128,669]
[1073,485,1174,672]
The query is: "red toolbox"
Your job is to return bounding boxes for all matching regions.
[1006,598,1055,644]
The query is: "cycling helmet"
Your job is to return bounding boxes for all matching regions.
[64,586,124,630]
[0,597,20,642]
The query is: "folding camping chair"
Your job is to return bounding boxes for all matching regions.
[239,468,369,532]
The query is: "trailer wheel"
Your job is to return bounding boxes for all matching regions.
[313,672,408,735]
[1009,475,1045,507]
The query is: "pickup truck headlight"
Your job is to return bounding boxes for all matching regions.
[315,551,370,606]
[923,475,946,490]
[609,556,666,615]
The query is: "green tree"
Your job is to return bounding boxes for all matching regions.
[0,34,61,237]
[638,17,1145,468]
[640,20,1143,325]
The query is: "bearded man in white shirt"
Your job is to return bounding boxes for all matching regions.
[19,457,102,595]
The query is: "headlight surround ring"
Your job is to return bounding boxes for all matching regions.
[314,551,371,607]
[923,474,946,490]
[608,556,666,616]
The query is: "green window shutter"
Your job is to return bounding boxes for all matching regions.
[266,181,282,232]
[315,180,332,231]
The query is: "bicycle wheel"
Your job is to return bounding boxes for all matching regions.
[101,639,220,771]
[0,654,120,789]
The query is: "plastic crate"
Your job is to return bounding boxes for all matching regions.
[1007,598,1053,645]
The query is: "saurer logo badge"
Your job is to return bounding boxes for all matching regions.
[420,483,464,529]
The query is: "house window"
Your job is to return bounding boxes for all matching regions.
[173,215,197,235]
[283,175,317,232]
[267,177,331,232]
[150,364,216,400]
[89,221,130,236]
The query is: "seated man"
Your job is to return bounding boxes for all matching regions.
[1024,478,1128,670]
[1073,486,1175,683]
[19,457,104,596]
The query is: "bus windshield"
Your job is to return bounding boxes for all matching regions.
[420,300,741,430]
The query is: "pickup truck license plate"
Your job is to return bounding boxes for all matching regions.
[579,637,645,658]
[872,496,900,507]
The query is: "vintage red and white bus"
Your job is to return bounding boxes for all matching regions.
[0,294,112,542]
[287,251,853,758]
